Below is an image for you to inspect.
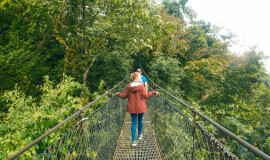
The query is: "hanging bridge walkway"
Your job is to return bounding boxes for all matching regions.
[114,113,161,159]
[7,68,270,160]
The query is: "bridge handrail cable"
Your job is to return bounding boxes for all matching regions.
[141,67,270,160]
[148,87,238,159]
[7,73,130,160]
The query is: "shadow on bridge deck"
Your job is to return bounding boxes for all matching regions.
[113,113,161,160]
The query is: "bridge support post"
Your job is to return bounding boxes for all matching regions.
[78,109,83,130]
[192,108,196,160]
[163,92,167,110]
[164,92,167,101]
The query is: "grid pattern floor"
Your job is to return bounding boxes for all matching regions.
[113,113,161,160]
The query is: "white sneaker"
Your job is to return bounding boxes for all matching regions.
[138,134,143,140]
[132,141,137,147]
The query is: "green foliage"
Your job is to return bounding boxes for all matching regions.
[0,76,89,159]
[0,0,66,96]
[87,51,133,91]
[220,49,265,103]
[162,0,196,20]
[0,0,166,96]
[182,57,225,101]
[148,53,184,96]
[265,137,270,154]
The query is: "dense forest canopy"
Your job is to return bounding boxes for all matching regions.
[0,0,269,159]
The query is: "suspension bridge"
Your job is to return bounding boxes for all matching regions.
[7,67,270,160]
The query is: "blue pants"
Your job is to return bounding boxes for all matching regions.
[131,113,144,141]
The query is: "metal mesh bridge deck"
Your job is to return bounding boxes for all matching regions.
[113,113,161,160]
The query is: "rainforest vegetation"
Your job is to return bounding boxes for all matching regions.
[0,0,269,159]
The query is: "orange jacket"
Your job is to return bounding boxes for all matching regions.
[117,84,156,113]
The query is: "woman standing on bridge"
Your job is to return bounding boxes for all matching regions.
[117,72,159,147]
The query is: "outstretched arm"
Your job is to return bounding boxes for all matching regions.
[116,86,129,99]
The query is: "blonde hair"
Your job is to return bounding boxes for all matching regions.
[130,72,140,82]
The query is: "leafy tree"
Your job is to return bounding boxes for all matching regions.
[182,57,226,101]
[147,53,184,96]
[221,48,265,103]
[162,0,196,20]
[0,0,166,95]
[176,25,209,64]
[0,0,67,96]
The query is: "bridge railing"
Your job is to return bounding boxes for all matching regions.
[147,87,238,160]
[142,68,270,160]
[36,92,128,159]
[7,75,129,160]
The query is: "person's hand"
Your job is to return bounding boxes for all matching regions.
[116,92,120,96]
[155,92,160,96]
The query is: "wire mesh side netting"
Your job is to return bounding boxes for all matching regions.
[36,88,128,160]
[147,88,238,160]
